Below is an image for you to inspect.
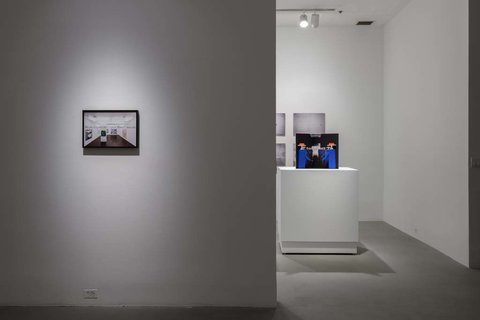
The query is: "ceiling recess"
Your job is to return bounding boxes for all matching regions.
[356,21,375,25]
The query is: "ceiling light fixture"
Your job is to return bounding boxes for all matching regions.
[311,13,319,28]
[299,13,309,28]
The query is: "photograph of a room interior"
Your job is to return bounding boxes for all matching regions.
[83,112,137,147]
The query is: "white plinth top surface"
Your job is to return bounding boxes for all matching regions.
[278,167,358,171]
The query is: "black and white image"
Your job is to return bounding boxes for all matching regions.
[293,113,325,136]
[293,143,297,166]
[276,143,286,167]
[83,110,139,148]
[276,113,286,136]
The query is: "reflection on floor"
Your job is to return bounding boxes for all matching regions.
[86,135,134,147]
[1,222,479,320]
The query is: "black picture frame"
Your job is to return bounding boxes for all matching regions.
[82,110,140,148]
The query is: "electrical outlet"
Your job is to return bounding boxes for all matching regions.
[83,289,98,299]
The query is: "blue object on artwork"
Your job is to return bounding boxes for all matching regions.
[326,149,337,169]
[321,149,337,169]
[297,149,311,168]
[296,133,339,169]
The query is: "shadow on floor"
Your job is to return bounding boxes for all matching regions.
[276,242,395,275]
[0,306,302,320]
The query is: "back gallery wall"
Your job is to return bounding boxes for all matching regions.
[276,0,469,267]
[276,26,384,221]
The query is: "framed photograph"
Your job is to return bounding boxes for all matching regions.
[276,113,286,136]
[276,143,286,167]
[293,113,325,136]
[293,143,297,167]
[83,110,139,148]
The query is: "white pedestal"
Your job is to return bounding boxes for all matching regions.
[277,167,359,254]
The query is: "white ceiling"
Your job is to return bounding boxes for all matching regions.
[86,113,135,127]
[277,0,411,27]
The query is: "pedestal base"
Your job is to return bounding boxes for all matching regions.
[280,241,358,254]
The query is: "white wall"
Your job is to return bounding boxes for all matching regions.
[277,27,384,221]
[83,118,98,145]
[119,117,137,146]
[0,0,276,306]
[384,0,469,266]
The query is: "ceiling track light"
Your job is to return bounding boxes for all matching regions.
[299,13,309,28]
[278,9,336,29]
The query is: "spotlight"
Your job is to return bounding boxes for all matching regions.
[311,13,319,28]
[299,13,309,28]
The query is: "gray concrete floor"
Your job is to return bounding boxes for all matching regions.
[276,221,480,319]
[1,222,479,320]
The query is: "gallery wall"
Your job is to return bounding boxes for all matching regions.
[470,0,480,269]
[277,27,384,221]
[0,0,276,306]
[384,0,469,266]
